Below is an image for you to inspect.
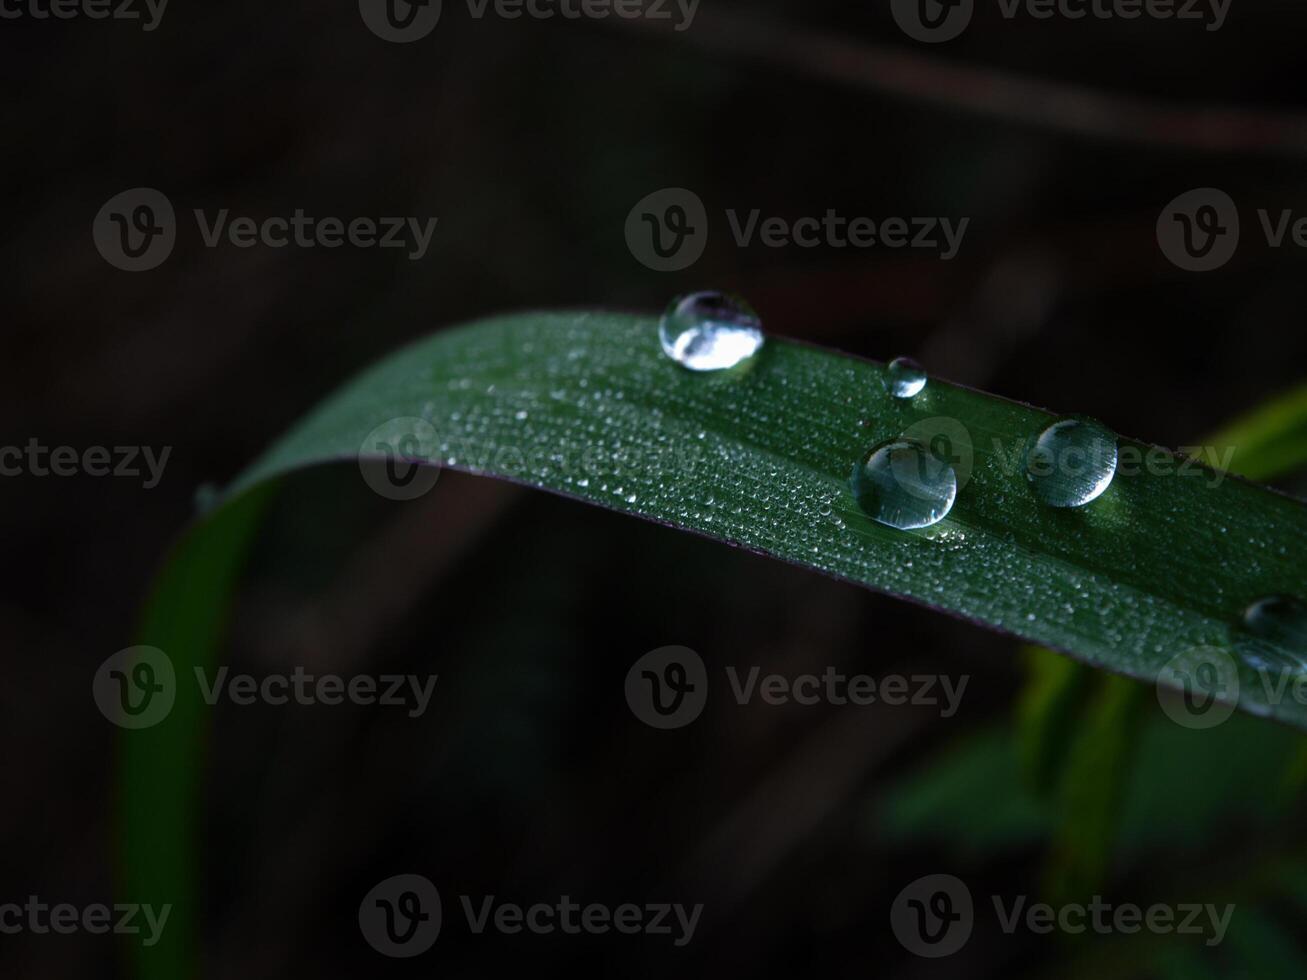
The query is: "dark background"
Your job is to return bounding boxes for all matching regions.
[4,1,1307,976]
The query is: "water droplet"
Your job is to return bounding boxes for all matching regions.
[659,291,764,372]
[886,357,927,399]
[850,439,957,530]
[1236,595,1307,671]
[194,482,221,515]
[1025,418,1118,508]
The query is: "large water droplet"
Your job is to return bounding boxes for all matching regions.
[1025,418,1118,508]
[850,439,957,530]
[1236,595,1307,671]
[659,291,764,372]
[886,357,927,399]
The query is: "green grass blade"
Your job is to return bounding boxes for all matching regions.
[1043,675,1145,903]
[230,311,1307,723]
[1016,645,1093,795]
[122,309,1307,977]
[121,485,275,980]
[1206,382,1307,483]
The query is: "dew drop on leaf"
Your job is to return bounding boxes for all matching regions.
[1025,418,1118,508]
[1235,595,1307,671]
[885,357,927,399]
[850,439,957,530]
[193,482,220,516]
[659,291,764,372]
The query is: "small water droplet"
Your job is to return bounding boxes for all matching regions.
[885,357,927,399]
[1025,418,1118,508]
[194,482,221,515]
[850,439,957,530]
[1236,595,1307,671]
[659,291,764,372]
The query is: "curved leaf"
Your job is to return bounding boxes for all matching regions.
[230,311,1307,722]
[122,309,1307,978]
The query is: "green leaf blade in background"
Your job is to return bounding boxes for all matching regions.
[1207,382,1307,483]
[122,486,276,980]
